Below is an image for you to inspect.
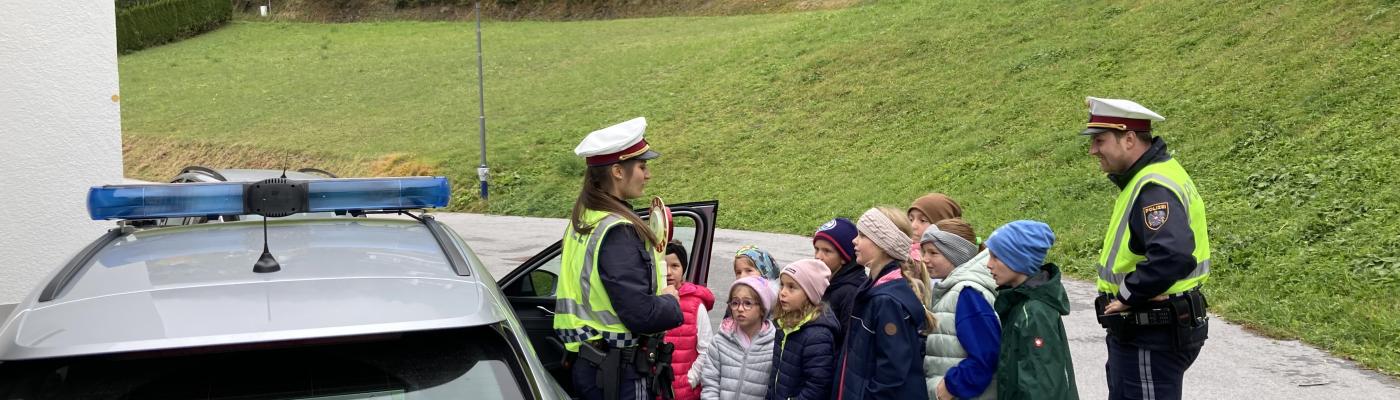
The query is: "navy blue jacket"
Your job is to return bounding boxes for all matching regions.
[821,259,868,347]
[1107,137,1199,308]
[832,261,928,400]
[769,308,839,400]
[597,202,683,335]
[1106,137,1207,350]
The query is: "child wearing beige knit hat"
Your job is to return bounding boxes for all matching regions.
[834,207,935,400]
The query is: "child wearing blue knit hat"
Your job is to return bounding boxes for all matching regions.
[985,220,1080,400]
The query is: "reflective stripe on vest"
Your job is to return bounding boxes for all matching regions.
[1096,158,1212,297]
[553,209,665,350]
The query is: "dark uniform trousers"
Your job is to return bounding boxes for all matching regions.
[1106,332,1203,400]
[572,358,647,400]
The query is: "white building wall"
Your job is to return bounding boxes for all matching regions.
[0,1,124,304]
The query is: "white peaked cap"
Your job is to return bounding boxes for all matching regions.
[574,117,659,166]
[1083,97,1165,135]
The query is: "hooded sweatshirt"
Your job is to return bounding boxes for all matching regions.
[994,263,1078,400]
[924,251,1000,400]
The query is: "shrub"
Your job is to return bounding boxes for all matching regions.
[116,0,231,53]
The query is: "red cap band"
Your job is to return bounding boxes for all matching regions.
[1087,115,1152,131]
[585,139,650,167]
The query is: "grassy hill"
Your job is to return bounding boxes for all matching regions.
[239,0,859,21]
[119,0,1400,374]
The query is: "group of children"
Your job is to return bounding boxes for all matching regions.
[660,193,1079,400]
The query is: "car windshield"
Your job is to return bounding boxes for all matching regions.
[0,327,528,400]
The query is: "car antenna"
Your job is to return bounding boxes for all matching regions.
[246,177,307,273]
[253,213,280,273]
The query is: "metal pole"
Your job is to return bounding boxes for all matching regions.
[474,1,489,201]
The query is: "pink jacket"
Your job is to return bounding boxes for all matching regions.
[664,282,715,400]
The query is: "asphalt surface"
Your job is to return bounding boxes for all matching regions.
[437,212,1400,399]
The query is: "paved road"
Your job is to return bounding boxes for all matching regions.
[435,212,1400,399]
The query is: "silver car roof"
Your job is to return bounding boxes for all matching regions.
[0,218,504,361]
[172,168,331,183]
[215,169,329,182]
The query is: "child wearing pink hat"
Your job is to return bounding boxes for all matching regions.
[770,259,840,400]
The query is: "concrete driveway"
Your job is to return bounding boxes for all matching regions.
[434,212,1400,399]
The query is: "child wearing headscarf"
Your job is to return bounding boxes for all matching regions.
[734,245,780,294]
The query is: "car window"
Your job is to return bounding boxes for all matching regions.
[672,216,698,280]
[0,327,528,400]
[502,251,561,298]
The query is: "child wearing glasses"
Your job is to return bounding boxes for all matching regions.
[700,276,776,400]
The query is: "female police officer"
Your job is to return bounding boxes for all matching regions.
[554,117,683,400]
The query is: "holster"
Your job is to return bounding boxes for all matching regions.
[1168,288,1210,349]
[638,335,676,400]
[578,342,631,400]
[1095,295,1130,337]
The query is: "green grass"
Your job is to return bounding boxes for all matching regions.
[120,0,1400,375]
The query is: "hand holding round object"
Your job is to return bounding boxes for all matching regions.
[649,196,673,252]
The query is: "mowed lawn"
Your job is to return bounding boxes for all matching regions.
[120,0,1400,375]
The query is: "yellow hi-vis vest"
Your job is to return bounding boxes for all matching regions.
[1097,158,1211,299]
[553,209,665,352]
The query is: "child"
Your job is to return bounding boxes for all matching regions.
[985,220,1078,400]
[700,277,776,400]
[813,217,868,346]
[833,207,933,400]
[921,219,1000,400]
[734,245,780,300]
[771,259,839,400]
[907,193,965,263]
[663,242,715,400]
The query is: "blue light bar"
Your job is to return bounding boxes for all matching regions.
[88,183,245,220]
[307,177,450,212]
[87,177,451,221]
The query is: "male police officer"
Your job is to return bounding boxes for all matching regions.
[1083,97,1210,400]
[556,117,683,400]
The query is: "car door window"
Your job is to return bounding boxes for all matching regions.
[503,254,561,297]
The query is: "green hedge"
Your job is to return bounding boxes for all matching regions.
[116,0,231,53]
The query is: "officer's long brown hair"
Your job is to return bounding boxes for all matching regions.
[569,160,657,247]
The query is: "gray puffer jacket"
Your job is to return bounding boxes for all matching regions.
[701,318,776,400]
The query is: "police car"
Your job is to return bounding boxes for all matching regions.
[0,169,718,399]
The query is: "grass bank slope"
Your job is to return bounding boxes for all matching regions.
[119,0,1400,374]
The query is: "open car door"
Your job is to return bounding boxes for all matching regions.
[496,200,718,394]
